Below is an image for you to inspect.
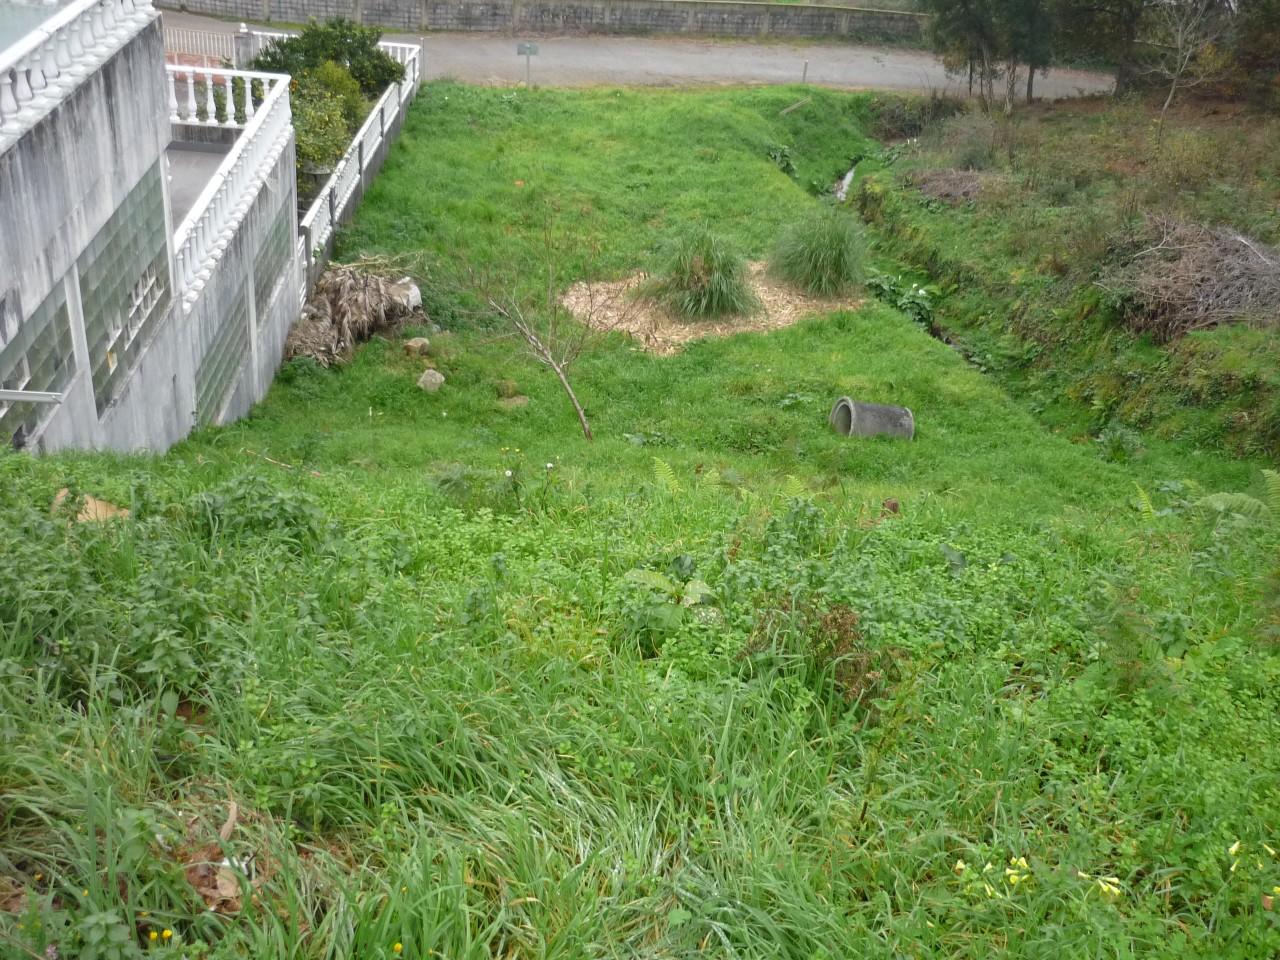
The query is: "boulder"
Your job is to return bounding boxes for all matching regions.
[390,276,422,311]
[417,369,446,393]
[403,337,431,357]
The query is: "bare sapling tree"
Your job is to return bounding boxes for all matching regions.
[485,227,639,442]
[1146,0,1229,139]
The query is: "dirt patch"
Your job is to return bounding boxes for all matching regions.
[561,262,862,355]
[911,169,986,205]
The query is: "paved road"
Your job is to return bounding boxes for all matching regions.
[161,10,1113,98]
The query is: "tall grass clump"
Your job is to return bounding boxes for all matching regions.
[771,207,867,297]
[646,226,759,319]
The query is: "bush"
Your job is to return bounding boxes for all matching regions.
[311,59,367,132]
[646,227,758,319]
[865,91,966,141]
[292,78,350,171]
[249,18,404,98]
[771,208,868,297]
[933,113,998,171]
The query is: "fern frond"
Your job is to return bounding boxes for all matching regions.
[1263,469,1280,518]
[652,457,680,495]
[698,468,722,490]
[781,475,808,501]
[1133,483,1156,524]
[1195,492,1269,520]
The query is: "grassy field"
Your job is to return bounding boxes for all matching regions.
[3,85,1280,959]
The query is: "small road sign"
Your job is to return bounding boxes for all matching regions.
[517,42,538,86]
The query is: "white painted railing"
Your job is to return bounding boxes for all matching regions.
[162,24,232,63]
[172,68,291,305]
[165,63,281,128]
[163,24,422,93]
[163,23,422,292]
[0,0,155,151]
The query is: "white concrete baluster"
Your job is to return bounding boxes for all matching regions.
[242,77,254,121]
[87,2,105,44]
[167,69,178,121]
[12,61,33,109]
[28,49,47,97]
[54,32,72,72]
[0,72,18,128]
[223,74,234,126]
[99,0,118,40]
[202,70,215,125]
[184,68,196,121]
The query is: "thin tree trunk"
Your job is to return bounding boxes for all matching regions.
[1026,67,1034,104]
[968,59,974,96]
[552,362,593,441]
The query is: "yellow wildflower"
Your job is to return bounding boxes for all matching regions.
[1229,840,1242,857]
[149,932,158,942]
[393,944,403,955]
[953,860,967,876]
[162,929,172,941]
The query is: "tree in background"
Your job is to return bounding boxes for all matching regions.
[998,0,1055,104]
[921,0,1001,108]
[922,0,1056,109]
[1053,0,1151,93]
[1233,0,1280,105]
[1145,0,1231,116]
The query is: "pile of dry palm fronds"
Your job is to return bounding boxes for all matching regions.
[286,256,426,366]
[1108,216,1280,341]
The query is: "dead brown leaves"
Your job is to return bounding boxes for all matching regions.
[50,488,129,522]
[180,802,270,915]
[287,258,424,367]
[1112,216,1280,340]
[911,169,987,205]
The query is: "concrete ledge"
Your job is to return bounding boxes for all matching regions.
[158,0,924,43]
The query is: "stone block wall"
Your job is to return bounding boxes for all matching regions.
[160,0,924,43]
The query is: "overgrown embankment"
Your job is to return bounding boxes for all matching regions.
[856,99,1280,458]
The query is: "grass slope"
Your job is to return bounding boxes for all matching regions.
[2,85,1279,960]
[858,100,1280,458]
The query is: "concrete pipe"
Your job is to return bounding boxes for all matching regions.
[828,396,915,440]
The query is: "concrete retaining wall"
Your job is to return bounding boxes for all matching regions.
[160,0,924,42]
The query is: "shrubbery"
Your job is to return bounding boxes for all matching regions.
[771,208,868,296]
[251,20,406,181]
[249,19,404,98]
[646,227,758,318]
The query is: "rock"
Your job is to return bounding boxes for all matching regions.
[417,369,446,393]
[498,395,529,409]
[495,379,520,399]
[390,276,422,311]
[403,337,431,357]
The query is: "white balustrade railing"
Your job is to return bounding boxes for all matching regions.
[171,68,290,305]
[162,24,232,63]
[0,0,156,150]
[165,63,281,129]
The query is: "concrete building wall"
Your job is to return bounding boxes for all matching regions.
[0,18,170,319]
[0,15,175,450]
[1,8,304,454]
[160,0,924,42]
